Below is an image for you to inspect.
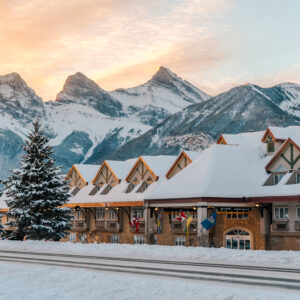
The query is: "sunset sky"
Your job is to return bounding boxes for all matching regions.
[0,0,299,101]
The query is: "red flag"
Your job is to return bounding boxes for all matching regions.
[175,211,187,222]
[130,217,140,232]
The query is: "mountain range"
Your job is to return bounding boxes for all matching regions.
[0,67,209,178]
[0,66,299,179]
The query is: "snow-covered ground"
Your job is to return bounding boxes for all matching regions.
[0,241,300,299]
[0,261,298,300]
[0,240,300,269]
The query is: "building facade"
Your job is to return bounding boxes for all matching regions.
[1,126,300,250]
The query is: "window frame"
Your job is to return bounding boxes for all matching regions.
[108,209,118,220]
[274,207,289,220]
[267,142,275,153]
[96,208,105,220]
[110,234,120,244]
[175,236,186,246]
[297,207,300,219]
[74,210,85,220]
[131,209,144,220]
[133,235,145,245]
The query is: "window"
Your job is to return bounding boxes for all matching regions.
[132,209,144,219]
[78,233,87,243]
[297,173,300,184]
[89,185,100,195]
[134,235,145,245]
[137,181,149,193]
[74,210,85,220]
[267,142,274,152]
[125,183,135,193]
[69,233,76,242]
[226,213,248,219]
[274,207,289,219]
[274,174,281,185]
[110,235,120,243]
[225,229,250,250]
[101,184,112,195]
[71,186,80,196]
[96,208,105,220]
[109,209,118,220]
[297,207,300,219]
[175,236,186,246]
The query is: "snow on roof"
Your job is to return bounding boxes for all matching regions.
[268,126,300,145]
[74,164,100,183]
[183,150,202,161]
[146,142,300,200]
[105,158,137,179]
[222,131,264,146]
[69,155,177,206]
[141,155,178,177]
[68,179,162,205]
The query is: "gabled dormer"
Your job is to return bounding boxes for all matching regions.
[90,161,120,195]
[265,138,300,173]
[216,134,227,145]
[125,157,157,193]
[65,165,88,190]
[66,164,101,194]
[261,128,285,155]
[166,151,193,179]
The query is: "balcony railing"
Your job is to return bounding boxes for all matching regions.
[71,220,87,231]
[129,220,145,233]
[95,220,105,229]
[272,220,289,231]
[294,221,300,231]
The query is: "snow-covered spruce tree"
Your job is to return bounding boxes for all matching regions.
[3,119,73,240]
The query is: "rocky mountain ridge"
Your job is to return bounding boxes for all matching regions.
[94,82,300,163]
[0,67,208,178]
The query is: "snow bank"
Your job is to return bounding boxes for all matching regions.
[0,240,300,269]
[0,261,295,300]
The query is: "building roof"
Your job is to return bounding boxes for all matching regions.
[73,164,101,183]
[221,131,265,146]
[146,134,300,200]
[105,159,137,179]
[267,126,300,145]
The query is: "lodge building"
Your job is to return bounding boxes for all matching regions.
[1,126,300,250]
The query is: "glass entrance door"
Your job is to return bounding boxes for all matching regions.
[225,229,250,250]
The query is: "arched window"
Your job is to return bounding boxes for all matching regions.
[225,229,251,250]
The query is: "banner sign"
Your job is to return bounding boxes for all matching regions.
[217,207,251,213]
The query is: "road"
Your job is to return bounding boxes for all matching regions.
[0,249,299,291]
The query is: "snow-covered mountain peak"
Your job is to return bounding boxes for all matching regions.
[55,72,122,117]
[0,72,43,118]
[56,72,102,102]
[150,66,180,86]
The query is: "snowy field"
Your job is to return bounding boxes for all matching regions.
[0,261,298,300]
[0,240,300,268]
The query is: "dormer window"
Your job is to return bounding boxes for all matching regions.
[125,183,135,193]
[297,173,300,184]
[267,142,275,153]
[101,184,112,195]
[274,174,282,185]
[71,186,80,196]
[137,181,149,193]
[89,185,100,195]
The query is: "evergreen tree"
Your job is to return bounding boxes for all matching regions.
[3,119,73,240]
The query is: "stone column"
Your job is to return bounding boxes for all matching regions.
[87,208,96,242]
[144,203,150,244]
[197,205,209,247]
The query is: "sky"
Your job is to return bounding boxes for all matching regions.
[0,0,299,101]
